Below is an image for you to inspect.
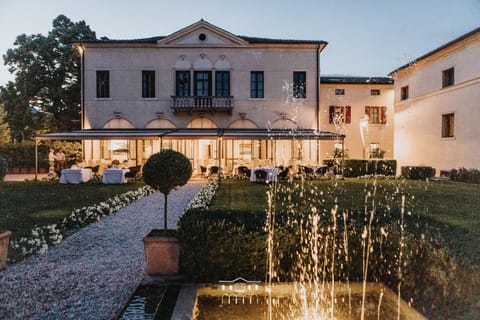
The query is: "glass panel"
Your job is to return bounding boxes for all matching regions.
[176,71,190,97]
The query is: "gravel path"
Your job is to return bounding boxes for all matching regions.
[0,181,205,320]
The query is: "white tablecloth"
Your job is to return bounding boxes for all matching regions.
[102,168,126,184]
[250,167,278,182]
[60,168,93,184]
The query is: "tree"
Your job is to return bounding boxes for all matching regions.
[0,15,96,141]
[142,150,192,234]
[0,102,11,144]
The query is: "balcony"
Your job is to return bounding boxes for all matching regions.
[171,96,233,114]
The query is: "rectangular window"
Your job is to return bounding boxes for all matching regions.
[250,71,264,98]
[176,71,190,97]
[442,67,454,88]
[215,71,230,97]
[371,89,381,96]
[335,88,345,95]
[442,113,455,138]
[96,70,110,98]
[365,106,387,124]
[194,71,212,96]
[293,71,306,98]
[329,106,351,124]
[400,85,409,100]
[142,70,155,98]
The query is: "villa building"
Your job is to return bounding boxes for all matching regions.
[37,21,479,177]
[390,27,480,174]
[40,20,346,175]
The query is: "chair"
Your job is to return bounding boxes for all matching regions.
[278,167,290,179]
[86,165,101,180]
[209,166,219,176]
[125,165,141,181]
[254,169,267,183]
[200,165,207,177]
[237,166,250,179]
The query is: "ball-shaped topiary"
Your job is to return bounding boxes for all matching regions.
[0,154,7,181]
[142,150,192,233]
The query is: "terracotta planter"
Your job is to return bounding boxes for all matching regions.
[0,231,12,271]
[143,229,180,275]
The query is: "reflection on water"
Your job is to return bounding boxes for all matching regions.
[196,292,408,320]
[118,284,181,320]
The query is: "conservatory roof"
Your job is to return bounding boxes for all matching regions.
[36,128,344,141]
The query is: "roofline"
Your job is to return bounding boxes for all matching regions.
[389,26,480,76]
[320,75,394,85]
[77,36,327,47]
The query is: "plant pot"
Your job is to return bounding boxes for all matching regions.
[143,229,180,275]
[0,231,12,271]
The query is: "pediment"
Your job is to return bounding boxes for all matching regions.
[157,19,249,47]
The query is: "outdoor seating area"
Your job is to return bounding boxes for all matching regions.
[55,161,142,185]
[59,168,93,184]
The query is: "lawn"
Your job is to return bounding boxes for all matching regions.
[0,180,145,246]
[210,178,480,261]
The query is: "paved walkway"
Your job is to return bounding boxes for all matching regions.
[0,181,205,319]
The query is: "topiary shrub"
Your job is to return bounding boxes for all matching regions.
[142,150,192,234]
[0,154,7,181]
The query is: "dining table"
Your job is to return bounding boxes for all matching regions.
[59,168,93,184]
[102,168,128,184]
[250,166,278,183]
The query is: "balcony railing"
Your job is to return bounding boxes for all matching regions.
[171,96,233,113]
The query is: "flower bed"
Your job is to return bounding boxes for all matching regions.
[184,179,218,211]
[9,186,155,261]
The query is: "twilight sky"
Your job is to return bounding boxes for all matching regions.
[0,0,479,86]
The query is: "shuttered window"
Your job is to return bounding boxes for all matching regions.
[365,106,387,124]
[329,106,351,124]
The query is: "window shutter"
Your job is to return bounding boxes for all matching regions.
[329,106,335,124]
[365,106,371,120]
[381,106,387,124]
[345,106,351,124]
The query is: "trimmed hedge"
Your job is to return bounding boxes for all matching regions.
[401,166,436,180]
[449,167,480,184]
[323,158,397,177]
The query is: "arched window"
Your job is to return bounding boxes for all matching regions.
[187,118,217,128]
[145,119,176,128]
[103,118,134,128]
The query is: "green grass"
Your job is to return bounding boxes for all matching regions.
[0,180,145,244]
[211,178,480,261]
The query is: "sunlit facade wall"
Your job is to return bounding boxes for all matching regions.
[319,78,394,160]
[391,28,480,175]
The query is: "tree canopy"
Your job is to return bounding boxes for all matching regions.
[142,150,192,233]
[0,15,96,143]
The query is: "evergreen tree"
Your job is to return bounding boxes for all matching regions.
[0,15,96,142]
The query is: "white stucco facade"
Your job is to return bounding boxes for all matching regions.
[319,78,394,160]
[390,28,480,174]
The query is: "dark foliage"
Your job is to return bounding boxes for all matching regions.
[142,150,192,232]
[0,154,7,180]
[323,159,397,177]
[401,166,436,180]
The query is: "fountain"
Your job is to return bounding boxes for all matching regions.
[170,177,426,319]
[170,79,427,319]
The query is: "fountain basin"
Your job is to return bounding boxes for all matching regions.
[171,282,426,320]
